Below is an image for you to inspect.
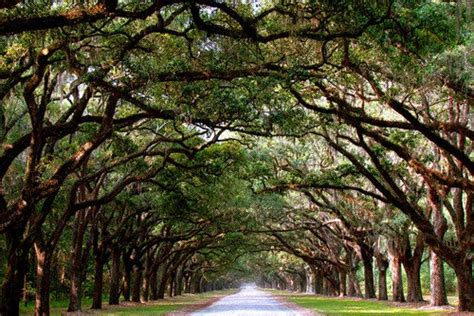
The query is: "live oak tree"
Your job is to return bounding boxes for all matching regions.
[1,0,473,314]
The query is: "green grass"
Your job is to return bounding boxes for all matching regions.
[20,290,236,316]
[20,298,93,315]
[270,291,451,316]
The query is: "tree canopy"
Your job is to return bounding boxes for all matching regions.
[0,0,473,315]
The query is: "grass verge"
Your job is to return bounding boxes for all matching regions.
[269,290,452,316]
[20,289,236,316]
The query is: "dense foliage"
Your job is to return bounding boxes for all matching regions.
[0,0,472,315]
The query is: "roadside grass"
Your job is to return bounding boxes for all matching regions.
[20,289,236,316]
[269,290,453,316]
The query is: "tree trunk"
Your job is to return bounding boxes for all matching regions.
[402,233,424,303]
[199,276,206,293]
[109,247,121,305]
[376,254,389,300]
[429,192,448,306]
[191,274,202,294]
[347,268,361,297]
[430,251,448,306]
[314,270,323,294]
[299,273,306,293]
[175,267,184,296]
[67,210,89,312]
[142,277,149,302]
[141,254,151,302]
[323,278,329,295]
[150,268,158,299]
[91,258,105,309]
[305,268,315,293]
[184,273,192,293]
[361,248,376,298]
[157,270,169,299]
[404,260,424,302]
[169,271,176,297]
[0,231,29,316]
[67,263,82,311]
[391,256,405,302]
[123,259,132,301]
[347,273,356,297]
[454,257,474,312]
[34,244,52,316]
[339,271,347,296]
[131,265,142,302]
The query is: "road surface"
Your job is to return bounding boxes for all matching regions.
[191,285,310,316]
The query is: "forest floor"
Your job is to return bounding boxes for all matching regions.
[19,289,237,316]
[268,290,465,316]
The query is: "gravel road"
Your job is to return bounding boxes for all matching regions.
[191,285,309,316]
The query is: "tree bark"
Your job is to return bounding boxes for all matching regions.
[404,260,423,302]
[0,231,29,316]
[184,273,192,293]
[305,267,315,293]
[376,253,389,300]
[361,248,376,299]
[131,265,143,302]
[314,269,323,294]
[391,256,405,302]
[175,267,184,296]
[299,272,307,293]
[191,274,202,294]
[142,275,150,302]
[322,278,329,295]
[339,271,347,296]
[454,257,474,312]
[34,243,52,316]
[347,268,362,297]
[141,254,151,302]
[430,251,448,306]
[169,270,176,297]
[67,260,83,311]
[91,258,105,309]
[67,208,90,312]
[402,234,424,303]
[150,268,158,299]
[157,272,169,299]
[122,257,132,301]
[109,247,121,305]
[429,191,448,306]
[200,276,206,293]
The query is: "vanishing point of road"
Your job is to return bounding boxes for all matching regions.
[191,285,314,316]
